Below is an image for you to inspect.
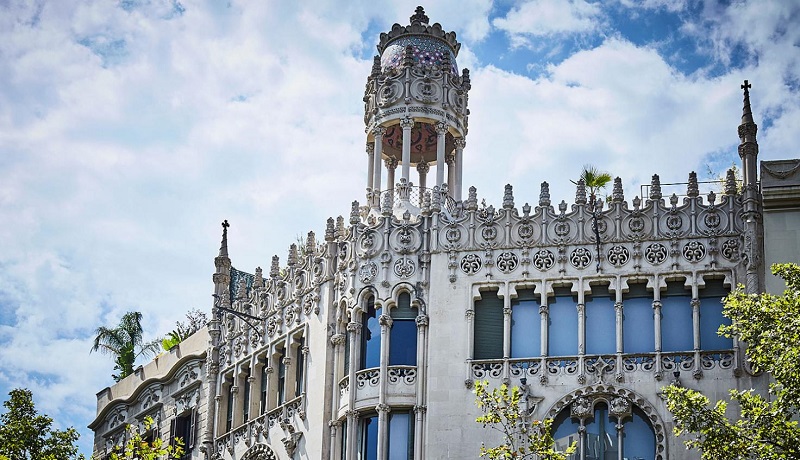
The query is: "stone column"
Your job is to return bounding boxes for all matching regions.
[400,117,414,183]
[454,138,465,201]
[372,127,386,209]
[577,290,586,355]
[367,142,375,197]
[414,314,429,460]
[417,161,430,208]
[377,314,393,460]
[386,156,398,195]
[435,122,447,188]
[615,301,623,354]
[346,321,362,460]
[446,152,456,195]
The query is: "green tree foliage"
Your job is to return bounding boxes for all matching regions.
[161,308,208,351]
[0,388,84,460]
[578,164,612,203]
[91,311,161,382]
[664,263,800,459]
[108,416,183,460]
[474,380,575,460]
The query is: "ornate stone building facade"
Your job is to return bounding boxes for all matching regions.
[92,7,800,460]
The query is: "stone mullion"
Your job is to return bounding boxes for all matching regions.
[415,314,429,460]
[435,122,447,188]
[454,138,465,201]
[328,333,345,460]
[502,286,512,381]
[465,309,475,384]
[376,314,393,460]
[577,285,586,377]
[367,142,375,198]
[653,281,663,378]
[346,321,361,460]
[372,127,386,210]
[400,117,413,184]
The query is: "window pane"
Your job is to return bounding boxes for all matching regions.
[552,408,580,460]
[392,292,417,319]
[388,412,412,460]
[623,283,654,353]
[585,284,616,355]
[474,290,504,359]
[362,300,381,369]
[549,286,578,356]
[585,403,616,460]
[359,416,379,460]
[661,281,693,352]
[624,407,656,460]
[511,294,540,358]
[390,320,417,366]
[699,279,732,350]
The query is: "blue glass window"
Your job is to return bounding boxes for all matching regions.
[699,278,732,350]
[390,293,417,366]
[549,286,578,356]
[623,283,655,353]
[388,411,414,460]
[585,284,616,355]
[361,298,381,369]
[661,280,693,352]
[511,289,540,358]
[358,415,379,460]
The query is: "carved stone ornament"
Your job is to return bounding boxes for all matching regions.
[460,254,482,274]
[241,443,278,460]
[517,223,535,240]
[628,216,645,233]
[393,258,416,278]
[609,396,631,416]
[532,249,555,271]
[644,243,668,265]
[445,226,462,244]
[496,252,519,274]
[606,245,630,267]
[570,247,593,269]
[682,241,707,262]
[666,214,683,231]
[721,238,740,261]
[571,397,591,417]
[359,262,378,283]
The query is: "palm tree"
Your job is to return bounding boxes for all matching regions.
[575,165,612,273]
[91,311,161,382]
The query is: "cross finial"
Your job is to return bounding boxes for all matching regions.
[742,80,751,92]
[222,219,230,229]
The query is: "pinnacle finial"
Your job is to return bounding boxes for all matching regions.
[741,80,754,124]
[410,6,429,24]
[219,220,230,257]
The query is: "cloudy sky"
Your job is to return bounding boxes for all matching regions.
[1,0,798,455]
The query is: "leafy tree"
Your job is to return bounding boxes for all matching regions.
[0,388,84,460]
[91,311,161,382]
[577,164,612,205]
[663,263,800,459]
[108,416,183,460]
[474,380,575,460]
[161,308,208,351]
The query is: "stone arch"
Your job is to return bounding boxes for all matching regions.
[386,282,425,314]
[350,286,379,319]
[241,443,278,460]
[545,384,667,460]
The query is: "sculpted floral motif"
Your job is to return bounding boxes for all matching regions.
[445,227,461,243]
[682,241,707,262]
[393,258,416,278]
[517,223,534,240]
[481,225,498,241]
[359,262,378,283]
[721,239,740,261]
[609,396,631,416]
[591,219,608,235]
[704,211,721,229]
[495,252,519,274]
[360,231,376,249]
[607,245,630,267]
[460,254,482,275]
[555,221,570,237]
[570,247,593,269]
[628,216,645,233]
[532,250,555,271]
[644,243,668,265]
[571,397,591,417]
[666,214,683,231]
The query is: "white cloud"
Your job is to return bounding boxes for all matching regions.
[493,0,604,47]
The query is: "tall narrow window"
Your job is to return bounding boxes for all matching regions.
[623,282,655,353]
[295,336,306,397]
[171,409,196,457]
[473,289,503,359]
[585,283,616,355]
[242,367,251,422]
[277,347,286,406]
[388,410,414,460]
[511,288,540,358]
[390,293,417,366]
[361,298,381,369]
[549,285,578,356]
[661,279,693,352]
[344,329,351,375]
[260,358,268,415]
[358,415,379,460]
[340,420,348,460]
[225,380,234,432]
[699,278,732,350]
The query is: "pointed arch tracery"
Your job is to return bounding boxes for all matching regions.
[545,384,667,460]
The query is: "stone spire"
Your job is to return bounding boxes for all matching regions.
[218,219,229,257]
[213,220,232,308]
[738,80,759,191]
[737,80,763,293]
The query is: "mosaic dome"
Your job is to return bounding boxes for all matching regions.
[380,36,458,75]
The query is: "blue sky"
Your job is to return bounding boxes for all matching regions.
[0,0,798,456]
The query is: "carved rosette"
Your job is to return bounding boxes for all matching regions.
[570,247,593,269]
[496,252,519,274]
[460,254,482,274]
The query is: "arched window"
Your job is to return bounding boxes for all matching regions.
[549,285,577,356]
[358,414,379,460]
[623,282,654,353]
[585,283,615,355]
[511,288,540,358]
[699,278,732,350]
[553,400,656,460]
[473,289,503,359]
[390,292,418,366]
[361,298,381,369]
[661,279,693,352]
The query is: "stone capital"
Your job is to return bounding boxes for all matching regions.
[400,116,414,129]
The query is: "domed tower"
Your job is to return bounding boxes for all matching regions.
[363,6,470,212]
